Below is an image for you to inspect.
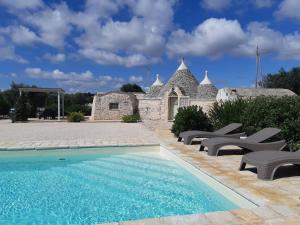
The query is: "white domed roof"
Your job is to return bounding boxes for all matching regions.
[152,74,163,86]
[176,58,188,71]
[200,70,212,85]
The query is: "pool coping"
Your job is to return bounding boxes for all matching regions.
[160,145,258,208]
[0,144,160,151]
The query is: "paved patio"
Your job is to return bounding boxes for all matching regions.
[0,120,159,149]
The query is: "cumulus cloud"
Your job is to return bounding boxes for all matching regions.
[0,0,43,10]
[254,0,273,8]
[74,0,175,67]
[0,35,27,63]
[275,0,300,20]
[167,18,246,58]
[0,25,40,45]
[44,53,66,63]
[201,0,232,11]
[24,67,126,91]
[20,3,73,48]
[129,75,143,83]
[167,18,300,60]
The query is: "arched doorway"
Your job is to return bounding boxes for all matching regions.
[168,90,178,120]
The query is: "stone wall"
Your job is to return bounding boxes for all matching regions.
[190,99,216,113]
[91,92,137,120]
[138,98,162,120]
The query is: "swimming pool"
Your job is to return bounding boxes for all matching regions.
[0,146,255,225]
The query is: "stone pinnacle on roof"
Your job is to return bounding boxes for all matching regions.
[200,70,212,85]
[176,58,188,71]
[152,74,163,86]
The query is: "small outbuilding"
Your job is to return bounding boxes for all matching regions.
[91,91,138,120]
[216,88,296,102]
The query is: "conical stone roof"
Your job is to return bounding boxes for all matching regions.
[145,74,163,98]
[158,59,199,97]
[197,71,218,99]
[152,74,163,86]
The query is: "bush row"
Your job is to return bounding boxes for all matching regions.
[171,96,300,150]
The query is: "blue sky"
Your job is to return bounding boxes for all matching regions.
[0,0,300,92]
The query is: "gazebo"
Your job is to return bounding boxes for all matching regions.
[19,87,65,121]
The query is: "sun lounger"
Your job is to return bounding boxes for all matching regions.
[200,128,286,156]
[178,123,245,145]
[239,150,300,180]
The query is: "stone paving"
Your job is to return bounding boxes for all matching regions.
[0,120,159,149]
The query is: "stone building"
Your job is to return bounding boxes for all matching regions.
[91,91,138,120]
[138,59,218,121]
[216,88,296,102]
[90,59,219,121]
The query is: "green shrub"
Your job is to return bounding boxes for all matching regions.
[68,112,84,122]
[122,114,140,123]
[240,96,300,149]
[208,99,248,129]
[171,105,211,137]
[14,95,31,122]
[209,96,300,150]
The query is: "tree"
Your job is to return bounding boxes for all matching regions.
[263,67,300,95]
[0,93,10,116]
[14,94,31,122]
[120,83,144,93]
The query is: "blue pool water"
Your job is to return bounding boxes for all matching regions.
[0,146,238,225]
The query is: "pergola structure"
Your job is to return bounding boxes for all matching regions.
[19,87,65,121]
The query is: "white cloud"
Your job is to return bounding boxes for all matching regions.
[201,0,232,11]
[74,0,175,66]
[233,22,284,56]
[0,25,40,45]
[129,75,143,83]
[19,3,73,48]
[254,0,273,8]
[167,18,300,60]
[24,67,126,91]
[233,22,300,60]
[0,0,43,10]
[79,48,159,67]
[167,18,246,58]
[275,0,300,20]
[0,35,27,63]
[25,68,93,80]
[44,53,66,63]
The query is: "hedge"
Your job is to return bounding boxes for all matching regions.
[209,96,300,150]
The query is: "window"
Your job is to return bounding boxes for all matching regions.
[109,102,119,110]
